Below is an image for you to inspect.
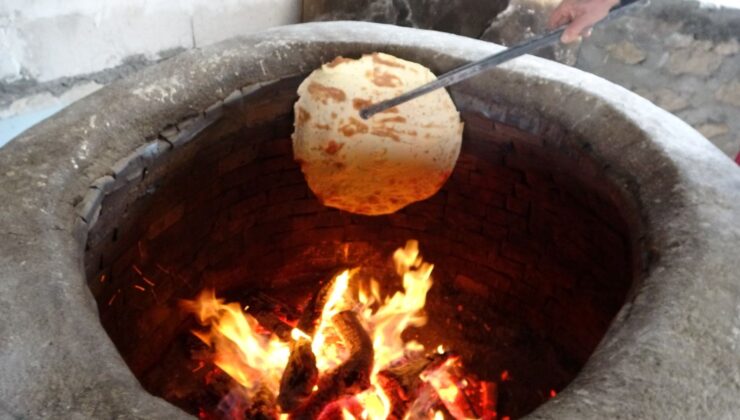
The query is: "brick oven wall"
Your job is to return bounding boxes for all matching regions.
[83,80,636,389]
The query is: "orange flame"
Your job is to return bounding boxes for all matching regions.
[183,241,495,419]
[312,270,352,373]
[183,289,290,395]
[351,240,435,419]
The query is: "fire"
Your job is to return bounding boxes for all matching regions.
[183,241,499,419]
[312,270,352,373]
[421,358,466,418]
[183,289,290,395]
[361,242,433,374]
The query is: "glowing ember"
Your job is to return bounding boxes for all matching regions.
[182,241,501,419]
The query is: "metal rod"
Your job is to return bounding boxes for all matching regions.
[359,0,645,119]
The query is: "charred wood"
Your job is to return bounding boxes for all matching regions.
[290,310,373,419]
[377,352,451,419]
[278,275,343,411]
[278,338,319,412]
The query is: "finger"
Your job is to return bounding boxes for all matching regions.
[548,4,572,29]
[561,28,580,44]
[561,14,593,43]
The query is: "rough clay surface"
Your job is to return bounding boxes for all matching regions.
[0,22,739,419]
[303,0,740,157]
[293,53,462,215]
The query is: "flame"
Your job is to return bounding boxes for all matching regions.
[421,357,477,420]
[422,358,462,406]
[343,408,357,420]
[183,289,290,395]
[312,270,351,373]
[355,390,387,419]
[183,241,499,419]
[363,240,433,374]
[350,240,435,419]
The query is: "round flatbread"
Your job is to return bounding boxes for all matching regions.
[292,53,463,215]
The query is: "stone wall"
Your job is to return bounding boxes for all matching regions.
[303,0,740,157]
[577,0,740,157]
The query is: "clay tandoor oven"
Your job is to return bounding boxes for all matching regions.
[0,23,739,419]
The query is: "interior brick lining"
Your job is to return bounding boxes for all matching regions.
[84,78,639,418]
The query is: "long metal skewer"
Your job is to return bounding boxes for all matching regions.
[359,0,645,120]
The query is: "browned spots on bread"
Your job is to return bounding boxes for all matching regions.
[297,106,311,123]
[379,116,406,124]
[339,117,369,137]
[371,70,402,88]
[324,140,344,155]
[307,82,346,103]
[353,98,373,110]
[371,128,401,142]
[372,53,405,69]
[326,56,353,68]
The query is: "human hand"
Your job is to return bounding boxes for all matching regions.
[549,0,620,43]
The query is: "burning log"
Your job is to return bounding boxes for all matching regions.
[290,310,374,419]
[376,351,451,419]
[242,385,280,420]
[278,338,319,412]
[406,383,454,420]
[421,356,498,420]
[242,292,300,341]
[295,273,347,334]
[250,311,294,342]
[200,370,279,420]
[278,275,344,411]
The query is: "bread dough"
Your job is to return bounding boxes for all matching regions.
[293,53,463,215]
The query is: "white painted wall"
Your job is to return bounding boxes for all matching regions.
[0,0,301,147]
[0,0,301,83]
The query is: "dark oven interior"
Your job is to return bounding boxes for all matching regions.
[83,75,641,419]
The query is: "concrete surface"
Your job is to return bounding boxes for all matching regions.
[0,22,739,419]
